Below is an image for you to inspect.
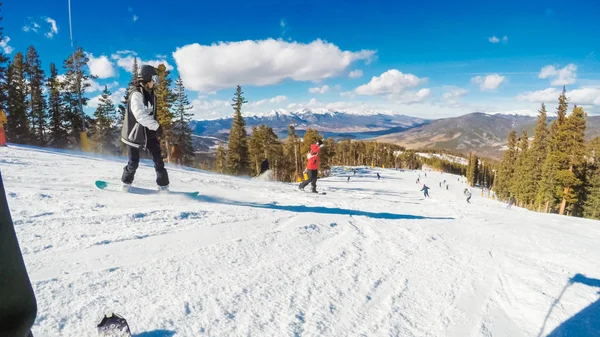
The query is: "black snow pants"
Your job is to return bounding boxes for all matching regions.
[299,169,318,191]
[122,136,169,187]
[0,172,37,337]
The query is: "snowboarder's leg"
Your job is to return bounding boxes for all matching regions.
[0,172,37,337]
[121,146,140,184]
[310,170,318,192]
[147,138,169,187]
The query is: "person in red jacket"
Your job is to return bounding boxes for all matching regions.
[299,139,323,193]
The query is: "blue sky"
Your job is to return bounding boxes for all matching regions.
[3,0,600,119]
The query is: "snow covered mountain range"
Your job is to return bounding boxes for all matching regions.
[190,109,600,159]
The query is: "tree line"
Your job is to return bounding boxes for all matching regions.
[490,87,600,219]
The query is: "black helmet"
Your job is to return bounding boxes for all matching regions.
[140,65,157,83]
[317,139,323,146]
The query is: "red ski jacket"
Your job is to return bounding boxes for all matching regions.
[306,143,320,170]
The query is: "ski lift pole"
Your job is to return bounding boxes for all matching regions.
[68,0,90,151]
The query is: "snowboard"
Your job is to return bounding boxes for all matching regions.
[97,313,131,337]
[296,188,327,195]
[95,180,199,197]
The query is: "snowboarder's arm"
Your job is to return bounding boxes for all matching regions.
[130,92,160,131]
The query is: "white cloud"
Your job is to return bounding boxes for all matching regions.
[538,63,577,86]
[188,98,231,119]
[517,86,600,105]
[172,38,375,92]
[442,87,468,100]
[349,69,363,78]
[390,88,431,104]
[489,36,500,43]
[133,15,139,22]
[502,36,508,43]
[23,17,57,39]
[45,17,58,38]
[251,95,288,106]
[86,53,116,79]
[280,19,289,37]
[0,36,14,54]
[88,87,127,108]
[471,74,505,91]
[354,69,427,96]
[308,85,330,94]
[111,51,174,73]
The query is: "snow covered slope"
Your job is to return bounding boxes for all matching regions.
[1,145,599,337]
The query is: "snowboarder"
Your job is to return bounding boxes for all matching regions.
[260,158,269,175]
[347,176,350,183]
[421,184,430,197]
[439,182,442,188]
[377,173,380,180]
[299,139,323,193]
[464,188,472,203]
[446,184,449,190]
[120,65,169,192]
[416,177,420,184]
[507,195,516,209]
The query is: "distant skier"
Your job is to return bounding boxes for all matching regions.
[376,173,380,180]
[347,176,350,183]
[299,139,323,193]
[507,195,516,209]
[446,184,449,190]
[439,182,442,188]
[354,169,356,176]
[416,178,420,184]
[120,65,169,192]
[260,158,269,175]
[421,184,430,197]
[464,188,472,203]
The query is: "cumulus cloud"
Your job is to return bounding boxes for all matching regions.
[349,69,363,78]
[489,36,500,43]
[390,88,431,104]
[471,74,505,91]
[86,53,116,79]
[188,98,231,119]
[111,50,174,73]
[172,38,375,92]
[0,36,13,54]
[308,85,330,94]
[354,69,427,96]
[517,86,600,105]
[539,63,577,86]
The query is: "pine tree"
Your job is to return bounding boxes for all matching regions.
[538,88,569,212]
[248,124,281,176]
[91,85,117,153]
[583,137,600,219]
[0,2,9,113]
[518,104,549,209]
[156,64,176,158]
[494,130,518,199]
[171,76,195,165]
[283,124,300,181]
[25,45,47,145]
[227,85,250,175]
[511,130,529,205]
[557,105,587,215]
[466,153,479,187]
[5,52,31,144]
[62,47,93,146]
[46,63,67,148]
[215,141,227,174]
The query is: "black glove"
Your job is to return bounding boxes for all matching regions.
[156,126,163,138]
